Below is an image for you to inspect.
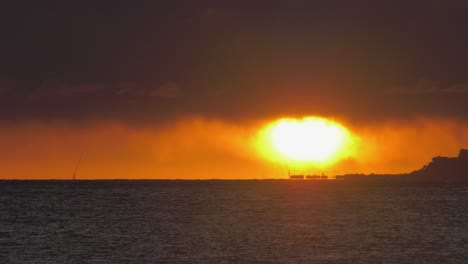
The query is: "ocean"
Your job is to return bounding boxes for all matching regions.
[1,180,467,263]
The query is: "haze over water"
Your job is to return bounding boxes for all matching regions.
[1,180,468,263]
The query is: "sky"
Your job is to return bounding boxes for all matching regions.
[0,1,467,179]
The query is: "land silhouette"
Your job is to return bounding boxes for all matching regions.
[339,149,468,181]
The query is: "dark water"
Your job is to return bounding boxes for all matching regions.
[1,180,468,263]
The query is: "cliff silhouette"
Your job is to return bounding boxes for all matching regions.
[341,149,468,181]
[409,149,468,181]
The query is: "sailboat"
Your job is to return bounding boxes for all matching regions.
[72,152,84,181]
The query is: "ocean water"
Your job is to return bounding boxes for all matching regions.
[0,180,467,264]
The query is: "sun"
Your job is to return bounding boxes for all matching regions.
[258,117,351,164]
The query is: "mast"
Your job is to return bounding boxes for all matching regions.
[72,152,84,181]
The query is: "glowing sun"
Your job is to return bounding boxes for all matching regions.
[262,117,350,163]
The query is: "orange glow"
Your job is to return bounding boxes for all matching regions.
[255,117,356,167]
[0,117,467,179]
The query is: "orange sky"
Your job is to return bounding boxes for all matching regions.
[0,116,467,179]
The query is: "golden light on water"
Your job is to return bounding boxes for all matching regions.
[256,117,354,166]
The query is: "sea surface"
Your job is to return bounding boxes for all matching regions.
[1,180,468,263]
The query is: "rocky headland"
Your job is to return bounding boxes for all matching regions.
[341,149,468,181]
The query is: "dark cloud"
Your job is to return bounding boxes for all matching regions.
[444,83,468,94]
[384,80,468,95]
[115,82,139,96]
[148,81,183,98]
[29,80,106,99]
[114,81,182,98]
[0,78,15,96]
[0,2,467,124]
